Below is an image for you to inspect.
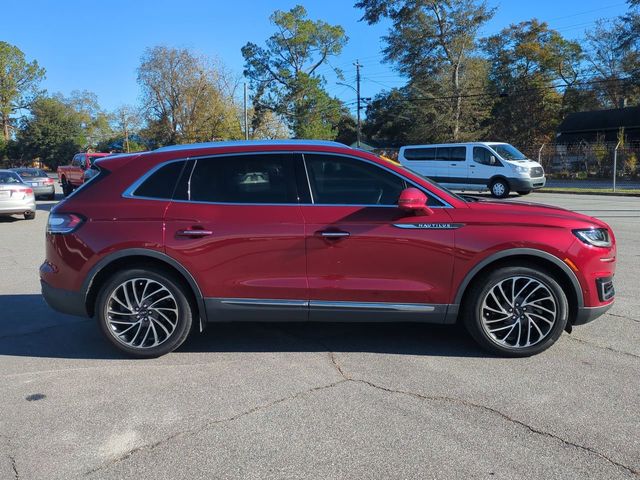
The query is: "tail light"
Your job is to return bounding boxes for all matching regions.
[9,187,33,198]
[47,213,85,234]
[44,178,55,184]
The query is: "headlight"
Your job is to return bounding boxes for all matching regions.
[512,164,530,175]
[573,228,611,247]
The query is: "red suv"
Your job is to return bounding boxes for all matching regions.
[40,141,616,357]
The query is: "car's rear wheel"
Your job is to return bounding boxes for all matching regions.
[517,190,532,196]
[489,179,510,198]
[96,268,193,357]
[462,266,568,357]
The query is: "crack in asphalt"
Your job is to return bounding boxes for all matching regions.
[1,435,19,480]
[566,335,640,360]
[607,312,640,324]
[327,350,639,478]
[83,379,348,477]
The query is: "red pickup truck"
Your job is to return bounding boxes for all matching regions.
[58,152,110,196]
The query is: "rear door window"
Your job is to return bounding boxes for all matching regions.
[188,154,298,204]
[403,148,436,161]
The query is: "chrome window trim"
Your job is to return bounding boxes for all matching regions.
[122,150,453,208]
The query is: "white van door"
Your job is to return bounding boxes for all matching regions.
[400,147,448,182]
[471,146,504,187]
[445,146,468,188]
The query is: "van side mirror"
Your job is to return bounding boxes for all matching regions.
[398,188,433,216]
[490,155,497,165]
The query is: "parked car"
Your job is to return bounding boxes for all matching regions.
[398,142,546,198]
[57,152,111,196]
[11,168,55,200]
[0,170,36,220]
[41,140,615,358]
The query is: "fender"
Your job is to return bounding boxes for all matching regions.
[452,247,584,307]
[82,248,208,331]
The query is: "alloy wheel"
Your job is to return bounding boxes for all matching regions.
[480,275,557,349]
[105,278,179,349]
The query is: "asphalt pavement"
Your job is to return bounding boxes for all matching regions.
[1,189,638,480]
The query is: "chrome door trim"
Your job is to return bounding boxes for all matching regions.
[219,298,309,308]
[309,300,436,312]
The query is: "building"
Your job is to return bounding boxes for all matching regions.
[556,105,640,144]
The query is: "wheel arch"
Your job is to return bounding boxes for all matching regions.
[453,248,583,325]
[83,248,207,330]
[487,175,509,188]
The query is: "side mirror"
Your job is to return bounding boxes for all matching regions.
[398,187,433,216]
[490,155,497,165]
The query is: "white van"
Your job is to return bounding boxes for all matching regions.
[397,142,546,198]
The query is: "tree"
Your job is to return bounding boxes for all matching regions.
[363,88,417,146]
[112,105,142,152]
[482,20,583,146]
[242,5,348,139]
[356,0,495,140]
[137,46,242,146]
[15,97,84,168]
[584,19,640,108]
[56,90,113,149]
[0,42,45,143]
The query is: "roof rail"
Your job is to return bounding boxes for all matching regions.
[154,139,349,153]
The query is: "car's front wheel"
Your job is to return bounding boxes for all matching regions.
[96,267,194,357]
[462,266,568,357]
[61,179,73,197]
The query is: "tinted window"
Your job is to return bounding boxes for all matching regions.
[305,154,406,205]
[133,161,186,199]
[403,148,436,161]
[72,155,83,167]
[189,154,297,204]
[449,147,466,162]
[0,172,23,184]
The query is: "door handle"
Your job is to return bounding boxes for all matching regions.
[176,229,213,238]
[450,163,457,166]
[319,230,350,239]
[470,165,476,168]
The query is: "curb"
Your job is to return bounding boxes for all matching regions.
[538,189,640,197]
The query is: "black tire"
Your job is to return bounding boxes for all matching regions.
[517,190,532,196]
[61,178,73,197]
[462,265,568,357]
[95,267,194,358]
[24,211,36,220]
[489,179,510,198]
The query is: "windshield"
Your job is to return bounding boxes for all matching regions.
[493,144,527,161]
[0,172,23,184]
[379,156,467,203]
[14,169,39,178]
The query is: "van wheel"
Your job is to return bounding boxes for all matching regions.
[490,179,510,198]
[462,266,568,357]
[517,190,532,196]
[95,267,193,357]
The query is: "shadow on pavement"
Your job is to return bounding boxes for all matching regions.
[0,294,488,360]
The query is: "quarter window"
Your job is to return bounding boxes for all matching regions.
[304,154,406,205]
[133,161,187,199]
[189,154,298,204]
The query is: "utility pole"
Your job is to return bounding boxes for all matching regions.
[243,82,249,140]
[354,60,362,148]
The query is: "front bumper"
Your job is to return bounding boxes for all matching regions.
[508,176,546,191]
[574,301,614,325]
[41,279,88,317]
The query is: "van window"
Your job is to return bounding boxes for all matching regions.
[449,147,466,162]
[403,148,436,161]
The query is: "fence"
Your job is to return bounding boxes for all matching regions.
[373,142,640,189]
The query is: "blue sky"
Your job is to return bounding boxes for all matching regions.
[3,0,631,116]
